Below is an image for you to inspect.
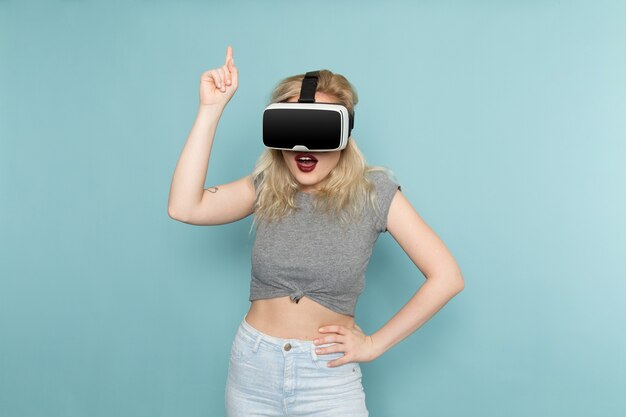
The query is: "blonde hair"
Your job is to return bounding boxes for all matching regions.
[249,69,398,236]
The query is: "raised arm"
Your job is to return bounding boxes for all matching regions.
[167,45,244,223]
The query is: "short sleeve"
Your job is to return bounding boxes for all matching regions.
[252,172,265,199]
[253,174,262,193]
[370,171,402,233]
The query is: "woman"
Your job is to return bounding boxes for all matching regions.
[168,45,465,416]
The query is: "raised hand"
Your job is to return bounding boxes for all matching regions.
[199,45,238,108]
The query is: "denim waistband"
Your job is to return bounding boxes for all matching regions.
[239,313,338,358]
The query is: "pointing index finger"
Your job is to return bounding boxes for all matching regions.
[225,45,233,65]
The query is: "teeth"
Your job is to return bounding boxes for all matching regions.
[298,157,316,162]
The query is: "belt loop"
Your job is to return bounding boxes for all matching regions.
[310,342,318,361]
[253,333,262,352]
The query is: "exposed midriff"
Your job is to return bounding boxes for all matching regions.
[245,296,355,341]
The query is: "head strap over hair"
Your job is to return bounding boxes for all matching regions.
[297,70,355,135]
[298,71,320,103]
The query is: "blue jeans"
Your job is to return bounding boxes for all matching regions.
[225,313,369,416]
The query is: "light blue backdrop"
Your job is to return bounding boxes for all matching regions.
[1,1,624,416]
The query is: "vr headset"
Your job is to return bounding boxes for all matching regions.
[262,70,355,152]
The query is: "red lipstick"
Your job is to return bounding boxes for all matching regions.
[295,153,318,172]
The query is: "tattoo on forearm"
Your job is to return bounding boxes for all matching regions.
[205,186,219,193]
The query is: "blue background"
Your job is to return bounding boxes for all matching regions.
[1,1,625,416]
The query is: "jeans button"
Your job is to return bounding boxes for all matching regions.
[284,343,291,351]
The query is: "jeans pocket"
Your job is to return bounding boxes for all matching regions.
[313,350,362,376]
[230,333,258,365]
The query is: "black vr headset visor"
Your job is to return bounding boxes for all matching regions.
[262,70,355,152]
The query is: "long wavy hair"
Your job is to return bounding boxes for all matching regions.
[249,69,398,236]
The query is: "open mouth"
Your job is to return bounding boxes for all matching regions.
[295,153,318,171]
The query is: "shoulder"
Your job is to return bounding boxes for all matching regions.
[366,169,402,193]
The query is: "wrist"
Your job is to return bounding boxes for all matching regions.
[368,334,384,360]
[198,103,225,117]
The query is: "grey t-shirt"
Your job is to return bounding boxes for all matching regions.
[249,170,402,317]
